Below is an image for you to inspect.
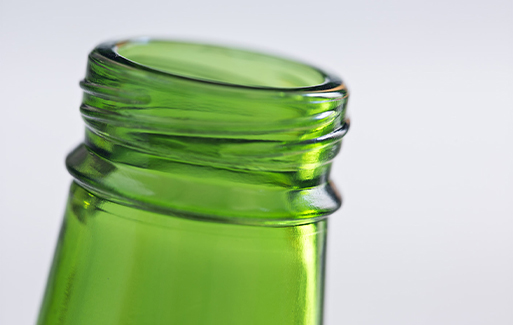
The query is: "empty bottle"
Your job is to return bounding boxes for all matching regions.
[37,38,350,325]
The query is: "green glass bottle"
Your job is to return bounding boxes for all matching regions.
[37,38,350,325]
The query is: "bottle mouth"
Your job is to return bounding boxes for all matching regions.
[82,37,349,149]
[107,37,340,91]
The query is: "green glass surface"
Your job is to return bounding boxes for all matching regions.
[37,38,349,325]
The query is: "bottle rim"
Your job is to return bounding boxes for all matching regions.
[95,37,345,92]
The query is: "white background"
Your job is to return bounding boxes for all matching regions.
[1,0,512,324]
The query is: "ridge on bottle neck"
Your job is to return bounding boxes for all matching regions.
[67,38,350,225]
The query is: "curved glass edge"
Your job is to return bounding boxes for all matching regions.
[94,38,348,93]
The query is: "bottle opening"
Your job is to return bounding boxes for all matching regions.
[115,39,326,89]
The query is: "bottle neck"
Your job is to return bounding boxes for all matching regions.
[67,39,350,225]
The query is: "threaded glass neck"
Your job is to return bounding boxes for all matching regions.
[68,38,350,225]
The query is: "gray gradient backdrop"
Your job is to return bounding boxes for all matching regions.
[1,0,512,324]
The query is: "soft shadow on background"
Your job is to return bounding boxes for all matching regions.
[0,0,511,324]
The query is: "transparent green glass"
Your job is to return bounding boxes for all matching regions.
[37,38,349,325]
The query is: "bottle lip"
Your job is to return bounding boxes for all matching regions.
[95,37,345,93]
